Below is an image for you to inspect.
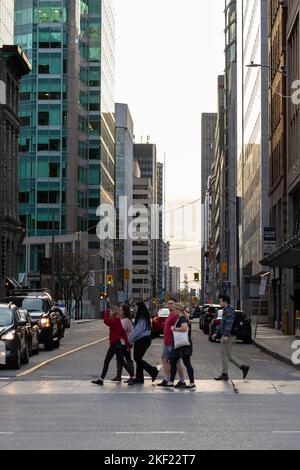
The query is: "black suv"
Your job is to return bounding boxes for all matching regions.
[5,291,63,351]
[0,302,30,369]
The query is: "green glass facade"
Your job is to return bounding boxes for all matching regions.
[15,0,115,239]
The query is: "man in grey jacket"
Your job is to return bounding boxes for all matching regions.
[213,295,250,381]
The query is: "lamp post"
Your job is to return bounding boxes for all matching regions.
[246,62,296,83]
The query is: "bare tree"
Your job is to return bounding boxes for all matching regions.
[55,251,92,320]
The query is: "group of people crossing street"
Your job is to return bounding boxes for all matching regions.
[92,295,250,389]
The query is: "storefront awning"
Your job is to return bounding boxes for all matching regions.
[261,236,300,268]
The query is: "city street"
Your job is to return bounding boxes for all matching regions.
[1,321,300,450]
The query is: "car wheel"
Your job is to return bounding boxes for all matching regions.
[54,337,60,349]
[29,338,33,357]
[22,341,30,365]
[44,337,54,351]
[10,347,21,370]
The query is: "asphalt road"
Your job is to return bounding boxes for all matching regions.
[1,320,300,450]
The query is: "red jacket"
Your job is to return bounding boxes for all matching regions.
[104,310,130,348]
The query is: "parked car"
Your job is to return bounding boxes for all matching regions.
[192,306,203,319]
[200,305,221,334]
[5,291,63,351]
[0,302,30,369]
[209,309,252,344]
[19,309,39,356]
[151,308,170,338]
[199,304,211,330]
[57,302,71,329]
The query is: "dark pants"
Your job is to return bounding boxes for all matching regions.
[170,356,194,384]
[116,346,135,378]
[101,341,134,380]
[134,336,157,383]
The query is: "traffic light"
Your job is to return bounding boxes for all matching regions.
[106,275,113,286]
[123,269,130,280]
[194,272,200,282]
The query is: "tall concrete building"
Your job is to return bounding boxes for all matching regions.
[209,76,225,303]
[132,163,153,304]
[114,103,134,302]
[0,0,14,47]
[201,113,217,302]
[169,266,181,298]
[133,143,158,298]
[157,162,164,300]
[0,45,31,298]
[14,0,115,308]
[262,0,300,333]
[201,113,217,204]
[224,0,239,307]
[237,0,269,320]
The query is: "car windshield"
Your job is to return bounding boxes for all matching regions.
[158,309,170,318]
[11,298,45,313]
[0,308,13,327]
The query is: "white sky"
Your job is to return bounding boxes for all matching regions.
[114,0,225,282]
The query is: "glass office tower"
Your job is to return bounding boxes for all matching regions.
[15,0,115,301]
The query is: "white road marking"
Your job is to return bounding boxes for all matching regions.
[273,431,300,434]
[0,432,14,435]
[16,337,108,378]
[115,432,186,435]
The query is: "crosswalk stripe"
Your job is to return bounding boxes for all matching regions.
[0,380,300,396]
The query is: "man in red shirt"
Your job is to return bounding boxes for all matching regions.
[157,299,185,388]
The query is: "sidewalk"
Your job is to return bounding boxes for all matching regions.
[252,325,299,368]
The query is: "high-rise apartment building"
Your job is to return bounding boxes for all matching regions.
[201,114,217,204]
[262,0,300,333]
[14,1,115,306]
[237,0,269,320]
[0,0,14,47]
[133,143,158,298]
[201,113,217,303]
[224,0,239,307]
[115,103,134,302]
[132,163,153,304]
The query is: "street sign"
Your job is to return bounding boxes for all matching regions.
[259,276,268,296]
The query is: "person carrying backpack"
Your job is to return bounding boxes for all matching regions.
[213,295,250,382]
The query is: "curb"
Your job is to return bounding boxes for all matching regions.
[252,338,299,369]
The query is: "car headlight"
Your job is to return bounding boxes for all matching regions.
[1,330,16,341]
[40,318,51,328]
